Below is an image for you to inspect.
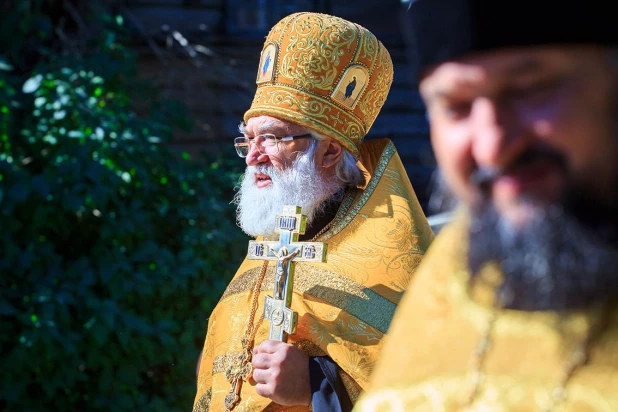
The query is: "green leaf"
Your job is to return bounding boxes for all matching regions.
[34,97,46,108]
[67,130,83,138]
[22,75,43,93]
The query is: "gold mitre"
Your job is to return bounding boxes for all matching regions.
[243,12,394,157]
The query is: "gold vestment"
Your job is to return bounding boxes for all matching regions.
[194,139,434,411]
[355,212,618,411]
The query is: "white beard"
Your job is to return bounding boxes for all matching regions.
[233,149,342,238]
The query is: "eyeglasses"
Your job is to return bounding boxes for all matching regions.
[233,133,312,158]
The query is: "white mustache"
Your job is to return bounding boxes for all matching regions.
[233,150,342,237]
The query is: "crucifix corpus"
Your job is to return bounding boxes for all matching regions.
[248,205,328,341]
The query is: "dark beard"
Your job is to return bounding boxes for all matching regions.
[429,169,618,311]
[467,201,618,310]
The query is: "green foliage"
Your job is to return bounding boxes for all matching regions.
[0,1,247,410]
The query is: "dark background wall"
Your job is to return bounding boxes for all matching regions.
[125,0,436,210]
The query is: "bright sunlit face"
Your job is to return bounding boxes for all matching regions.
[421,46,618,227]
[234,116,344,238]
[243,116,325,174]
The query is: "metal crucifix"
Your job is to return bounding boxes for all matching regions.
[247,205,327,342]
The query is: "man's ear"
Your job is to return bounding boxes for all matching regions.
[321,139,343,169]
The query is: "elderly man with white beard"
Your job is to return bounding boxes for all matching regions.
[193,12,434,412]
[234,117,353,242]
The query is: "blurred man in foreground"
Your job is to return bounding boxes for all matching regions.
[356,0,618,410]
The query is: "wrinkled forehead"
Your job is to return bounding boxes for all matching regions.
[242,116,308,136]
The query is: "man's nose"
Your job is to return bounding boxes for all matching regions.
[469,97,528,171]
[245,141,269,166]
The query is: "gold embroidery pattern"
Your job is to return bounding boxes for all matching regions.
[290,339,327,357]
[391,254,423,290]
[322,190,359,240]
[299,266,395,334]
[388,218,419,253]
[244,12,393,157]
[251,86,364,155]
[334,316,382,343]
[213,352,242,375]
[265,12,298,88]
[219,267,263,301]
[327,142,396,239]
[219,264,396,334]
[382,167,409,199]
[340,121,364,148]
[357,25,378,65]
[261,88,330,121]
[280,15,357,91]
[304,313,338,346]
[356,376,618,411]
[263,404,310,412]
[339,369,363,403]
[358,45,393,128]
[219,265,273,304]
[338,342,375,382]
[195,311,217,410]
[322,145,429,290]
[193,388,212,412]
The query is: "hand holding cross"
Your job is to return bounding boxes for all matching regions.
[247,205,327,341]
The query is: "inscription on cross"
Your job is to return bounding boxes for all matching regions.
[247,205,327,341]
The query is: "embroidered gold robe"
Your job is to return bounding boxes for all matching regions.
[194,139,434,411]
[355,211,618,411]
